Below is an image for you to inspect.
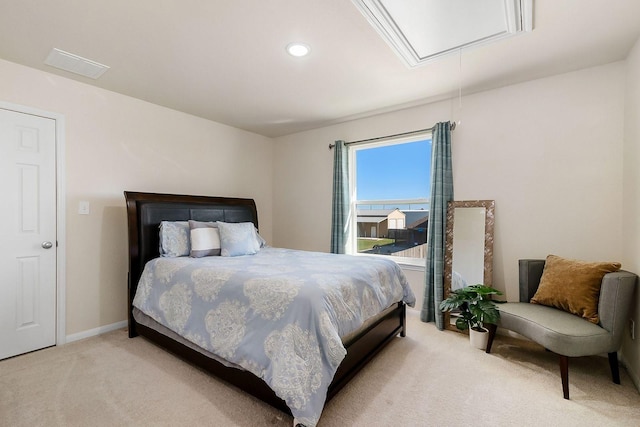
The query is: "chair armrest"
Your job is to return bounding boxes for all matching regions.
[598,271,637,345]
[519,259,546,302]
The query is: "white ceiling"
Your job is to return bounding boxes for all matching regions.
[0,0,639,138]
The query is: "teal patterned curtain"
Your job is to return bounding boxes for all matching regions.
[420,122,453,329]
[331,140,350,254]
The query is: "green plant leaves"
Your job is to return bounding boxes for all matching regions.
[455,317,469,330]
[439,284,503,331]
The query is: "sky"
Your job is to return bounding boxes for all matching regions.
[356,139,432,202]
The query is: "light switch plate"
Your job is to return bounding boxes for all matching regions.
[78,201,90,215]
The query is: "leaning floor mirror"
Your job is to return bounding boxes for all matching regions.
[443,200,495,332]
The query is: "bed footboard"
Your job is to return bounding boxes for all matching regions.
[132,301,407,414]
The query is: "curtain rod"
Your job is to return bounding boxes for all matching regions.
[328,121,456,150]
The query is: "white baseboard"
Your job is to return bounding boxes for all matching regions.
[65,320,128,343]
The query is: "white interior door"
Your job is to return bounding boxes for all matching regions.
[0,108,57,360]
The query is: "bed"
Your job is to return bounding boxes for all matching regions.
[125,191,415,426]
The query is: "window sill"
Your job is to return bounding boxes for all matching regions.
[351,252,425,271]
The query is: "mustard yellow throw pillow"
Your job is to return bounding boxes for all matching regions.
[530,254,621,324]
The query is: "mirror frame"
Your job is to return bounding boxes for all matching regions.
[443,200,495,332]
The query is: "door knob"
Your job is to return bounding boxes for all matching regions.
[42,241,53,249]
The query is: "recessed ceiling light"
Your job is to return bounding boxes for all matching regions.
[286,43,311,57]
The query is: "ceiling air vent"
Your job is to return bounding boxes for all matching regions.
[352,0,533,68]
[44,48,110,79]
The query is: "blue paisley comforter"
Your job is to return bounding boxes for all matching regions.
[133,247,415,426]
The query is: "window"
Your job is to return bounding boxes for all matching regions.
[348,133,432,265]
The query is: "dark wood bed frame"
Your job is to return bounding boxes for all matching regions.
[124,191,407,415]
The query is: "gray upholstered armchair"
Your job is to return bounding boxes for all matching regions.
[485,259,637,399]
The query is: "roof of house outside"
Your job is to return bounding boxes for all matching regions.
[404,211,429,228]
[357,217,387,224]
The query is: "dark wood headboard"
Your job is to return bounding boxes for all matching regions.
[124,191,258,337]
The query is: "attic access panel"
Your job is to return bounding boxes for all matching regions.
[353,0,533,67]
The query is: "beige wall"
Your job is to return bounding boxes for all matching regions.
[0,58,274,336]
[622,36,640,390]
[2,43,637,384]
[273,62,626,307]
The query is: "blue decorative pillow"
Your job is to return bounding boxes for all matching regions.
[216,221,261,257]
[159,221,190,257]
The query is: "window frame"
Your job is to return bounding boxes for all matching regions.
[347,131,432,268]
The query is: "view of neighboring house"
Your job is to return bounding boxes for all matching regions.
[357,208,428,257]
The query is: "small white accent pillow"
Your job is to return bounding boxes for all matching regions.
[189,220,221,257]
[216,221,260,257]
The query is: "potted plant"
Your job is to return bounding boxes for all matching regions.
[439,284,502,349]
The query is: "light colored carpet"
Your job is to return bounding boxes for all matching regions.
[1,310,639,427]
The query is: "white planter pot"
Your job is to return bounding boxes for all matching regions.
[469,327,489,350]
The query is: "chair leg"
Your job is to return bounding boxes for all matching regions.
[608,352,621,384]
[485,323,497,354]
[559,355,570,399]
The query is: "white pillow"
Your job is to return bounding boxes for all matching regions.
[189,220,221,257]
